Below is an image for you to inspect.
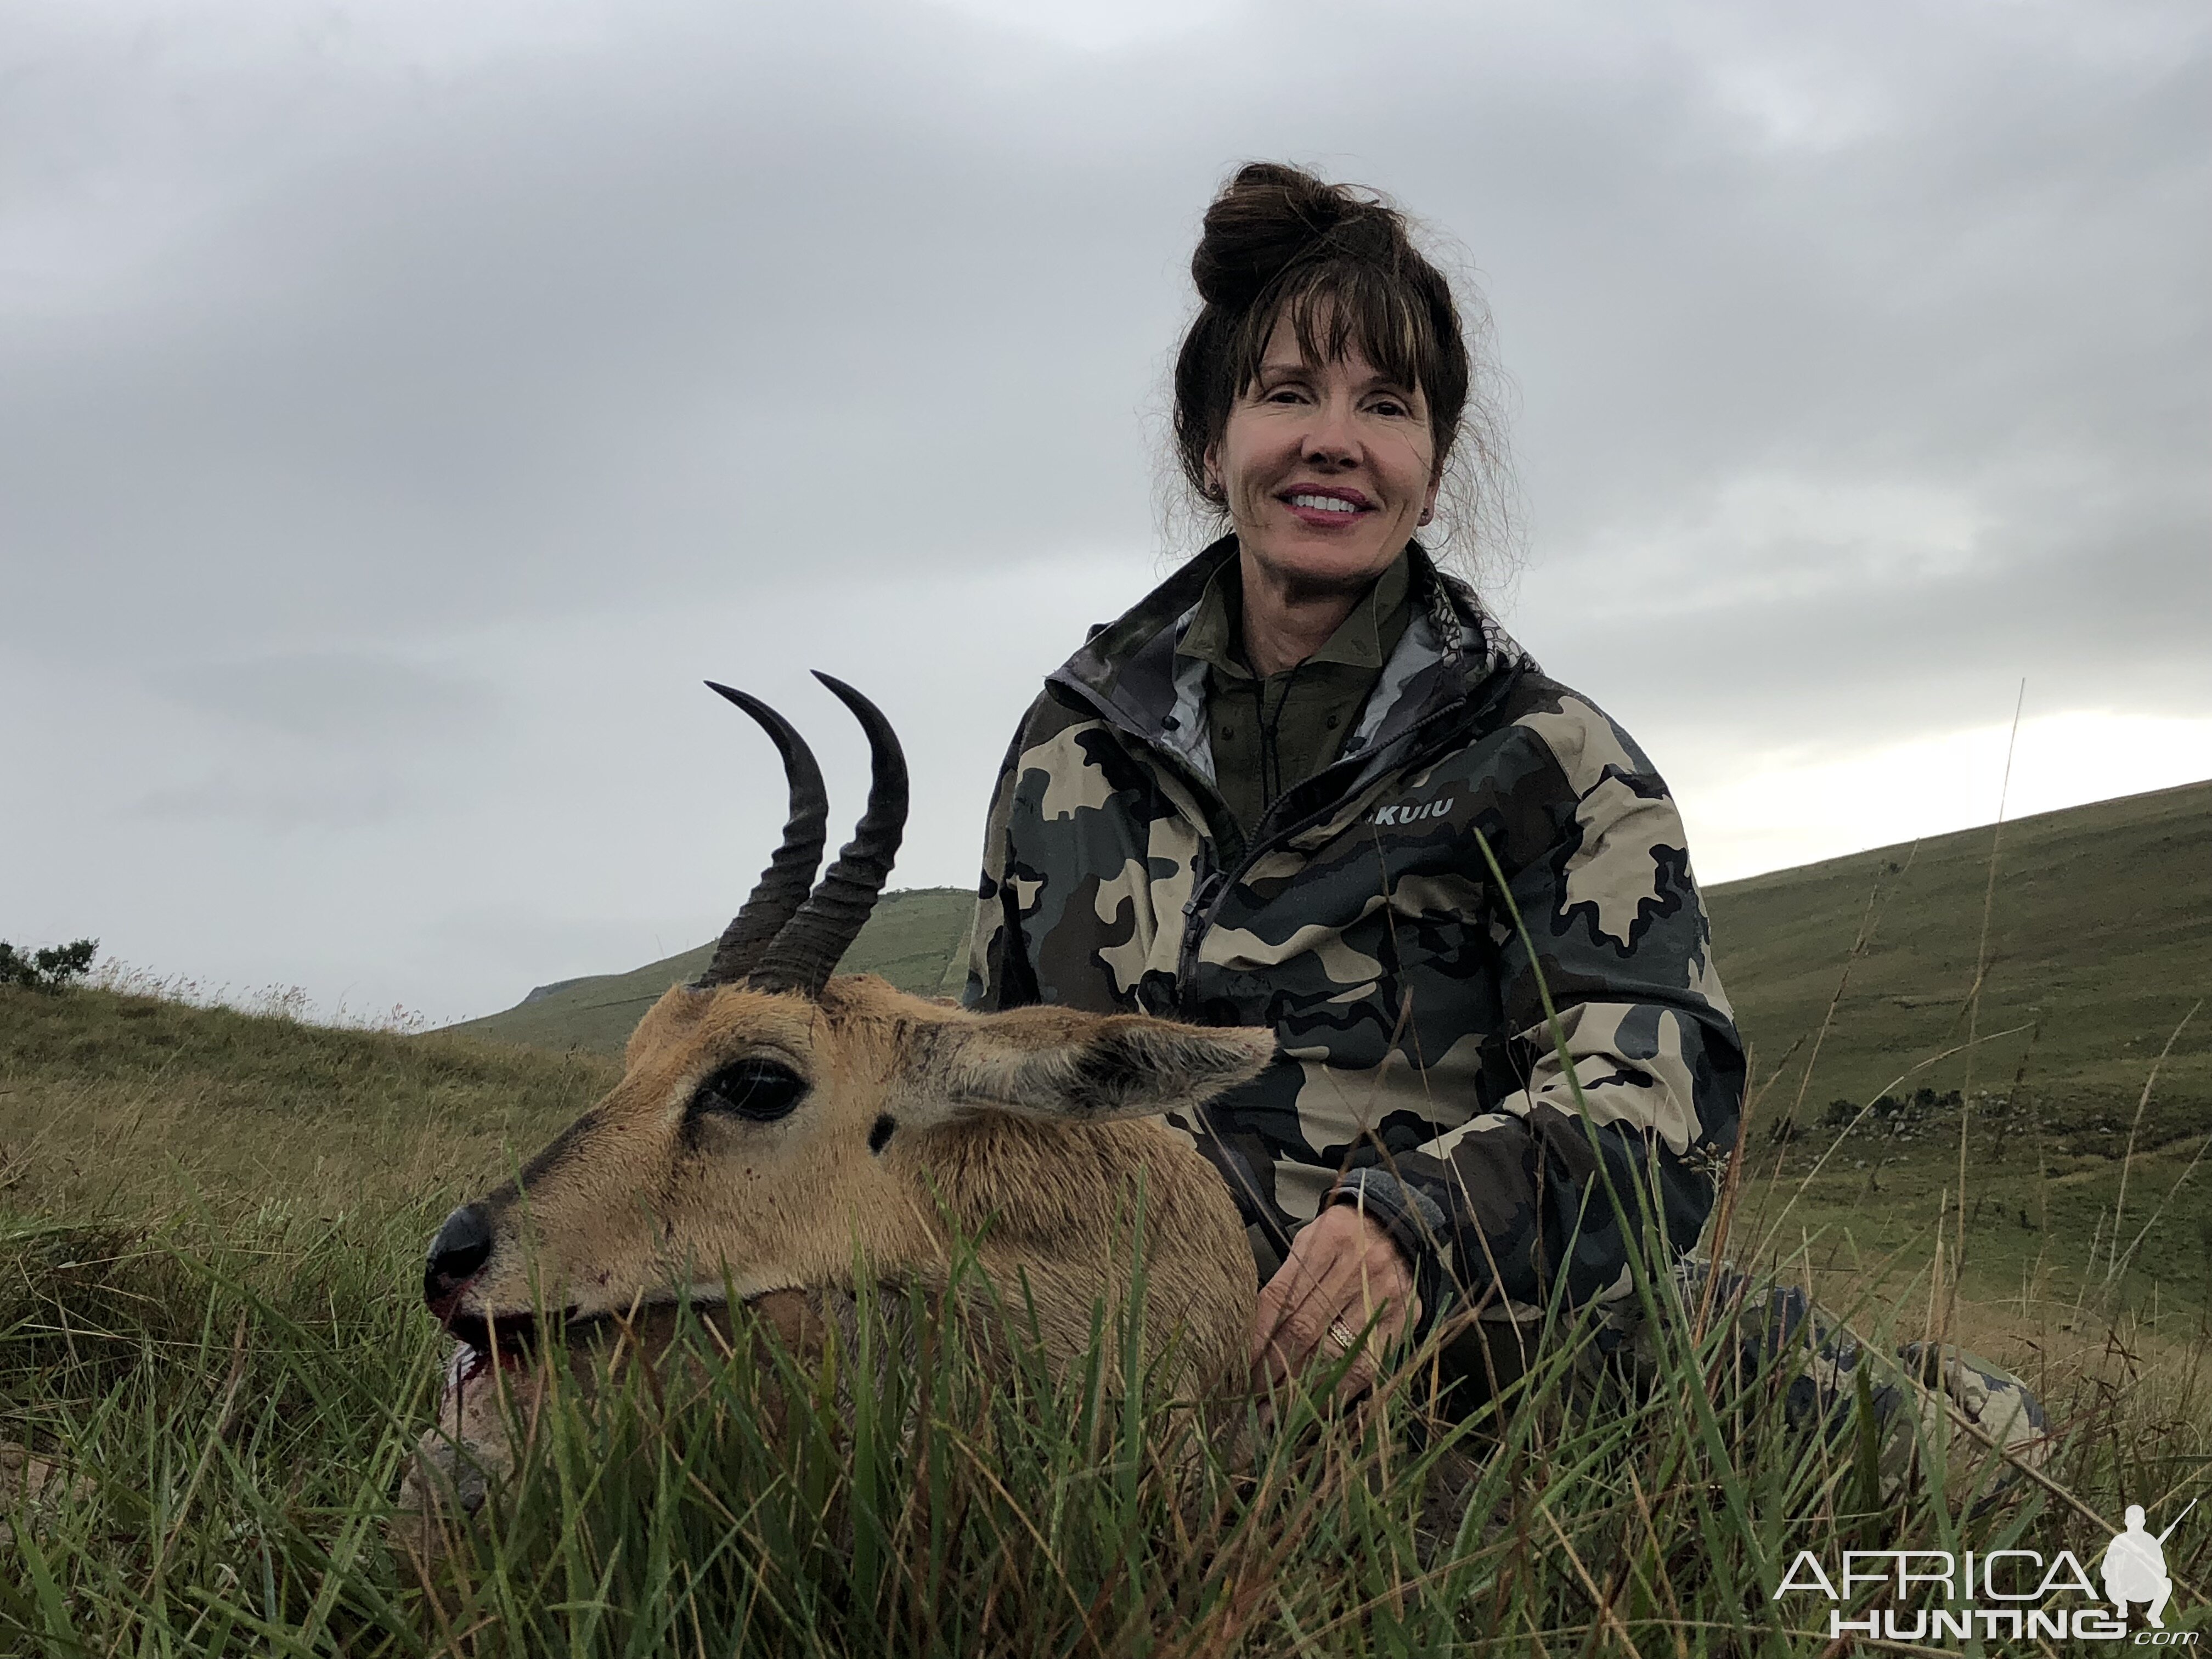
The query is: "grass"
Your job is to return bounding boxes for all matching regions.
[1717,781,2212,1327]
[0,986,612,1221]
[2,778,2208,1651]
[4,1184,2204,1652]
[3,980,2209,1652]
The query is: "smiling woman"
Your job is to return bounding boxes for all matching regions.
[962,162,1747,1407]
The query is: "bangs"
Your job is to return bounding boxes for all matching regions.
[1229,261,1452,409]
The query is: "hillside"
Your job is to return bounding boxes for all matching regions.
[445,886,974,1055]
[2,777,2207,1323]
[1709,778,2210,1133]
[1710,780,2212,1310]
[453,785,2211,1122]
[435,780,2212,1307]
[0,986,617,1222]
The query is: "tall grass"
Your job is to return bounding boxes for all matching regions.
[3,1186,2206,1655]
[3,883,2208,1657]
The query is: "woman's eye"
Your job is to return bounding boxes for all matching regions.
[690,1058,808,1122]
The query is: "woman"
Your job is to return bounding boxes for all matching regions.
[961,163,1745,1403]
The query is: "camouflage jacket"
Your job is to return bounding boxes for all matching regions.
[962,538,1745,1331]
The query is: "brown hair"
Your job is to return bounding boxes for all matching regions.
[1171,162,1513,563]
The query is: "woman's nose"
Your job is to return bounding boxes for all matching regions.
[1300,398,1361,465]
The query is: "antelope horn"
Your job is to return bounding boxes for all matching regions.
[691,683,830,989]
[746,673,907,997]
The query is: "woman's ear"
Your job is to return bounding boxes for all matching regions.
[1202,441,1223,501]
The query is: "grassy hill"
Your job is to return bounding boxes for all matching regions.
[1712,779,2212,1318]
[8,986,2204,1655]
[453,787,2211,1131]
[0,982,616,1222]
[445,887,974,1056]
[433,781,2212,1310]
[1709,777,2209,1133]
[3,789,2209,1652]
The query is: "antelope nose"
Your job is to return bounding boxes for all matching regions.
[424,1204,495,1307]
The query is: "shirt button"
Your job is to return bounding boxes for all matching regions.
[1325,714,1339,729]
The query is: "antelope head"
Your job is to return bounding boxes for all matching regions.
[418,675,1273,1407]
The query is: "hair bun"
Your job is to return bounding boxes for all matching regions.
[1189,162,1404,309]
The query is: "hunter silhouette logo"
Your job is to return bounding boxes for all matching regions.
[2103,1499,2194,1629]
[1771,1502,2201,1645]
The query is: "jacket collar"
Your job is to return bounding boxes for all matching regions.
[1050,534,1532,779]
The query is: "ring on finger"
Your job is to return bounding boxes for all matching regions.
[1325,1317,1361,1355]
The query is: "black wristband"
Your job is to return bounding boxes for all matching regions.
[1325,1167,1448,1338]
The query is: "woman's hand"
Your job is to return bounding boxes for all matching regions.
[1250,1204,1420,1398]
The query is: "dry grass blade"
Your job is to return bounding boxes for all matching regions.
[2107,997,2203,1285]
[1538,1503,1643,1658]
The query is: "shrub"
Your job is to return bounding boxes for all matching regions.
[0,938,97,995]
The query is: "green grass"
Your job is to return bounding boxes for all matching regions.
[1711,780,2212,1323]
[3,1149,2203,1652]
[0,985,614,1221]
[3,980,2209,1652]
[3,780,2209,1652]
[1711,778,2210,1130]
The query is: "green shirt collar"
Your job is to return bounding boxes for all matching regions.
[1176,549,1413,681]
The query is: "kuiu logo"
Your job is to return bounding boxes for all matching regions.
[1369,794,1454,827]
[1771,1500,2198,1646]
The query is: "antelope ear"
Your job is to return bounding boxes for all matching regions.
[891,1008,1275,1126]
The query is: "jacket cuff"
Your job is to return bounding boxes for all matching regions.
[1326,1168,1448,1339]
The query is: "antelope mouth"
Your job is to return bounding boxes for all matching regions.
[442,1311,551,1374]
[442,1297,740,1381]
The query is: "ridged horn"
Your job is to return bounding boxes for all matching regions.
[691,682,830,989]
[746,673,908,997]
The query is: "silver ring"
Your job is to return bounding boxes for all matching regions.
[1325,1317,1361,1355]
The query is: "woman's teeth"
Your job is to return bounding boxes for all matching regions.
[1288,494,1361,514]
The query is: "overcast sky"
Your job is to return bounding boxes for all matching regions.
[4,0,2207,1027]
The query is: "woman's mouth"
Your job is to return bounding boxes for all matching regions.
[1280,488,1374,527]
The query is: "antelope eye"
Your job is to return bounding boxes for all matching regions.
[690,1058,808,1122]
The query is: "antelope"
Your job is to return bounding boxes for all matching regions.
[402,674,1275,1519]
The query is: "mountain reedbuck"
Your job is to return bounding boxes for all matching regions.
[404,675,1276,1516]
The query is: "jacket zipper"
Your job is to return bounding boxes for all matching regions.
[1171,698,1480,1018]
[1047,673,1477,1020]
[1048,617,1522,1019]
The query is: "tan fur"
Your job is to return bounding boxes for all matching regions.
[399,973,1273,1528]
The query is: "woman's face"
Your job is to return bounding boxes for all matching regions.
[1207,311,1441,596]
